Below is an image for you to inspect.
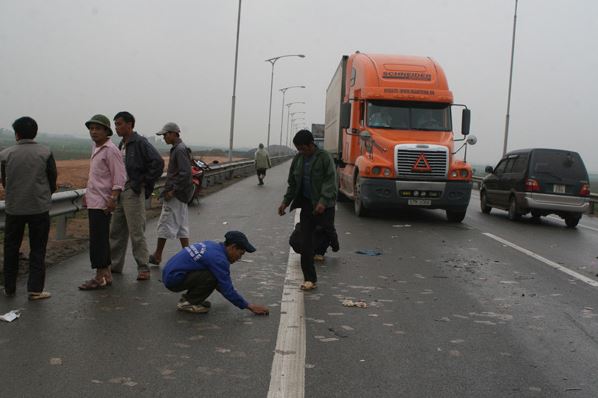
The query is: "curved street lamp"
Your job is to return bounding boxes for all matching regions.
[265,54,305,148]
[279,85,305,146]
[286,102,305,146]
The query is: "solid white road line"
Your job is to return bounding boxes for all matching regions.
[483,232,598,287]
[268,210,306,398]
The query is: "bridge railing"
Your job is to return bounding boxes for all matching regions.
[472,176,598,214]
[0,155,293,237]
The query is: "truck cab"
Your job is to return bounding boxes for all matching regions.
[324,52,475,221]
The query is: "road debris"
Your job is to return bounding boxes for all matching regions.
[342,299,368,308]
[355,249,382,256]
[0,309,21,322]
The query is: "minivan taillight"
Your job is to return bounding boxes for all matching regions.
[579,183,590,197]
[525,178,540,192]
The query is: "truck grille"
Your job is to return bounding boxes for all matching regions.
[396,147,448,179]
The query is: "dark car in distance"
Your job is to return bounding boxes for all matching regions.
[480,148,590,228]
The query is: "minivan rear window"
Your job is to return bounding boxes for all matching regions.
[530,150,587,180]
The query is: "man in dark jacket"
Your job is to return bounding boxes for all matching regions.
[149,122,194,266]
[278,130,339,290]
[1,116,57,300]
[109,111,164,281]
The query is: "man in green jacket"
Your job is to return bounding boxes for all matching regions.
[278,130,340,290]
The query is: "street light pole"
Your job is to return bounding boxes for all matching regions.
[279,85,305,147]
[285,102,305,146]
[265,54,305,149]
[228,0,242,162]
[503,0,518,156]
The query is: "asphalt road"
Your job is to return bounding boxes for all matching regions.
[1,164,597,397]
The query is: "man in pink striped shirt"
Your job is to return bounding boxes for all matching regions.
[79,114,126,290]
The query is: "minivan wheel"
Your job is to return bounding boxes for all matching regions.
[508,197,521,221]
[480,192,491,214]
[446,210,466,223]
[565,215,581,228]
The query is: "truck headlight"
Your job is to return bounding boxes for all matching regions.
[372,167,381,175]
[383,168,392,177]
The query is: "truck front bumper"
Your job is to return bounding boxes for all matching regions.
[359,178,472,211]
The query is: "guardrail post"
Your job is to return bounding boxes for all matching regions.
[55,215,67,240]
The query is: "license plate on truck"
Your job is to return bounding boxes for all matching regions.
[408,199,431,206]
[553,184,565,193]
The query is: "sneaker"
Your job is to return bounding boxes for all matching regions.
[314,254,325,262]
[177,300,209,313]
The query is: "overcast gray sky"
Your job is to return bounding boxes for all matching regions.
[1,0,597,170]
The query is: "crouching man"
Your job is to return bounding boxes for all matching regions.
[162,231,269,315]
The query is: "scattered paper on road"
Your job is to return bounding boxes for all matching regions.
[0,309,21,322]
[342,299,368,308]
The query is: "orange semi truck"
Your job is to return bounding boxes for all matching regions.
[324,52,477,221]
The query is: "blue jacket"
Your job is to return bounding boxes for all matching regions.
[162,241,249,309]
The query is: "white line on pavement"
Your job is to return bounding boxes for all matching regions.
[268,210,306,398]
[483,232,598,287]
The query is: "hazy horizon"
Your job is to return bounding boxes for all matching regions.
[2,0,597,170]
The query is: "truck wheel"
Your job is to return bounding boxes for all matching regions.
[480,191,491,214]
[354,176,368,217]
[446,210,466,222]
[565,215,581,228]
[508,197,521,221]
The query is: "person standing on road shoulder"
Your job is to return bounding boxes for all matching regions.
[0,116,57,300]
[149,122,194,266]
[79,114,126,290]
[254,143,272,185]
[278,129,340,291]
[109,111,164,281]
[162,231,270,315]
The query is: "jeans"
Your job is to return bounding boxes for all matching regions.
[3,212,50,293]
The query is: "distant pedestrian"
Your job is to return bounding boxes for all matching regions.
[149,122,194,266]
[278,129,339,290]
[162,231,270,315]
[79,114,126,290]
[109,111,164,281]
[254,143,272,185]
[0,116,57,300]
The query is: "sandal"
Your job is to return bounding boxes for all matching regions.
[78,277,107,291]
[300,281,317,291]
[148,254,161,266]
[28,291,52,300]
[136,270,151,281]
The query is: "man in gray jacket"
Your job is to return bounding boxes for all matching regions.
[254,143,271,185]
[1,116,57,300]
[149,122,194,266]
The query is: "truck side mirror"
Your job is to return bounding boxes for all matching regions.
[485,165,493,174]
[340,102,351,129]
[461,108,471,136]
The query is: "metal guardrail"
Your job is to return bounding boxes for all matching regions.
[0,155,293,237]
[472,175,598,214]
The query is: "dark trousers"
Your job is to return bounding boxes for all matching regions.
[88,209,112,269]
[3,212,50,293]
[299,199,338,283]
[168,269,217,305]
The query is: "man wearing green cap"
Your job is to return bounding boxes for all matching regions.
[79,115,126,290]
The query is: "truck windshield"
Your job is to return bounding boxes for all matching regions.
[366,101,452,131]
